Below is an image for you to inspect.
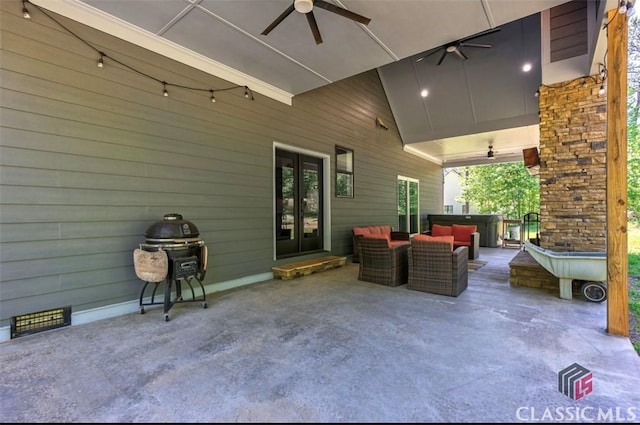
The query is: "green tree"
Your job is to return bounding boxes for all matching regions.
[458,162,540,219]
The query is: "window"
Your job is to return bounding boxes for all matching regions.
[335,146,353,198]
[444,205,453,214]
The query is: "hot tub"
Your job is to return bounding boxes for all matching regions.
[523,241,607,301]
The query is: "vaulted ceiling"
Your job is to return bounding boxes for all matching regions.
[32,0,615,166]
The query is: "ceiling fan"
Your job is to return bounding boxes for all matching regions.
[416,27,501,66]
[469,143,498,160]
[261,0,371,45]
[487,145,496,160]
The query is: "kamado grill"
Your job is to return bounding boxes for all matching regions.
[133,213,208,321]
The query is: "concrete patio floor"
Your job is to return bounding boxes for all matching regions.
[0,247,639,422]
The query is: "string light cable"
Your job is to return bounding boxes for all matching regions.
[534,65,607,98]
[20,0,255,103]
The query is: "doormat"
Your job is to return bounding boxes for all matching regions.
[468,260,487,272]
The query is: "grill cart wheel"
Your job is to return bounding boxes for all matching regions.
[581,281,607,303]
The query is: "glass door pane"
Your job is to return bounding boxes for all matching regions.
[409,181,419,234]
[276,150,297,257]
[397,177,419,234]
[398,180,407,232]
[301,155,322,252]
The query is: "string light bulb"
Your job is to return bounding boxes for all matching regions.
[22,1,30,19]
[244,86,254,100]
[19,0,254,106]
[618,0,636,15]
[619,0,628,13]
[534,89,540,98]
[628,1,636,17]
[599,84,606,96]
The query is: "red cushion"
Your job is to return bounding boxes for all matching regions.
[452,224,477,243]
[353,227,367,236]
[355,225,393,238]
[389,240,410,247]
[367,225,391,237]
[431,224,453,237]
[414,234,454,251]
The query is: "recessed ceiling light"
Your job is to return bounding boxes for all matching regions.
[420,89,429,98]
[522,63,532,72]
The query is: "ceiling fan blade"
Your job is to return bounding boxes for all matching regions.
[453,48,468,61]
[416,48,442,63]
[313,0,371,25]
[459,42,492,48]
[459,27,501,43]
[261,4,296,35]
[436,49,448,66]
[306,11,323,44]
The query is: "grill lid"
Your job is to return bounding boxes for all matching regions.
[145,213,200,240]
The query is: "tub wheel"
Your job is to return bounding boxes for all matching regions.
[581,281,607,303]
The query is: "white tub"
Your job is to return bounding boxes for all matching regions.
[523,241,607,300]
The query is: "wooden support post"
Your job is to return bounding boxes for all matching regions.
[606,9,629,336]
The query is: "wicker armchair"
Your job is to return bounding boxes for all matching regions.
[407,239,468,297]
[357,236,410,287]
[352,225,410,263]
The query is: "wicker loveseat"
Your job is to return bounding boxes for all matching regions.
[352,225,410,263]
[407,236,469,297]
[428,223,480,260]
[357,236,410,287]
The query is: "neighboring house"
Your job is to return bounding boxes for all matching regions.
[443,168,479,215]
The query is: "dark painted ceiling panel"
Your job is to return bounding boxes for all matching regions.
[380,13,542,146]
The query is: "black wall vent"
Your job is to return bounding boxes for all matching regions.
[11,306,71,339]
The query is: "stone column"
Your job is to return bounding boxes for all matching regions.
[538,77,607,252]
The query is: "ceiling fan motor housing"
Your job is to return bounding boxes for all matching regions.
[294,0,313,13]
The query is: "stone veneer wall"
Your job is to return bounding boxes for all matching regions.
[538,77,607,252]
[509,250,559,292]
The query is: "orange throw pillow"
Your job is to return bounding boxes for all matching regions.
[431,224,453,237]
[452,224,477,243]
[413,234,454,251]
